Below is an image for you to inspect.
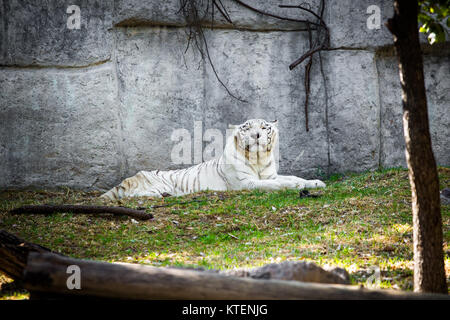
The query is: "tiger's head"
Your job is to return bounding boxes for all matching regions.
[229,119,278,154]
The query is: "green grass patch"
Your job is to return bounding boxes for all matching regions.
[1,167,449,298]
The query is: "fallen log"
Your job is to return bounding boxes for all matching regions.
[0,229,53,279]
[9,204,153,221]
[0,231,346,288]
[2,230,447,299]
[23,252,449,300]
[0,229,345,286]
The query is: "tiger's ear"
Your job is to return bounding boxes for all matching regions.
[271,120,278,127]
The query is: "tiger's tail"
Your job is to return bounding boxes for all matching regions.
[100,187,121,201]
[100,172,148,200]
[100,171,167,200]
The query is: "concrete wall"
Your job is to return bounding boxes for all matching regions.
[0,0,449,190]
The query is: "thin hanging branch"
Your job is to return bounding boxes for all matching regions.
[199,27,248,102]
[231,0,330,131]
[233,0,323,27]
[213,0,233,24]
[279,1,330,52]
[289,46,323,70]
[178,0,247,103]
[177,0,330,128]
[304,23,313,132]
[279,0,330,131]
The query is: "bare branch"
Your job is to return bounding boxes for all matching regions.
[233,0,322,27]
[9,205,153,221]
[289,46,324,71]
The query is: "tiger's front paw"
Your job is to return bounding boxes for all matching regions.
[278,180,305,190]
[294,181,306,189]
[310,180,326,188]
[285,180,306,190]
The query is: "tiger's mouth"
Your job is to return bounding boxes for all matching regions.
[245,142,269,153]
[235,134,271,154]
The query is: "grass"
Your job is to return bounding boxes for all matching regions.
[0,167,449,299]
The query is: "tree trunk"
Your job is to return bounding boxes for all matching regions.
[386,0,447,293]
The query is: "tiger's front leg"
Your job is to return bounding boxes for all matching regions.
[240,178,283,191]
[275,175,326,190]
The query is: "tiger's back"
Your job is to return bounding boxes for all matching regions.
[101,158,229,200]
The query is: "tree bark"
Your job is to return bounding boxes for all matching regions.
[0,229,53,280]
[23,252,449,300]
[386,0,447,293]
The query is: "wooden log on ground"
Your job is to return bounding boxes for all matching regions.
[23,252,449,300]
[9,204,153,221]
[0,229,53,280]
[0,229,343,286]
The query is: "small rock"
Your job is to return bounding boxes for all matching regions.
[299,190,321,198]
[440,188,450,205]
[299,190,311,198]
[271,206,277,211]
[441,188,450,198]
[225,261,350,285]
[130,218,139,224]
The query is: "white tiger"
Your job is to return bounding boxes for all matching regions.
[101,119,326,200]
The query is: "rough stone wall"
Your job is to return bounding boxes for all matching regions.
[0,0,449,190]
